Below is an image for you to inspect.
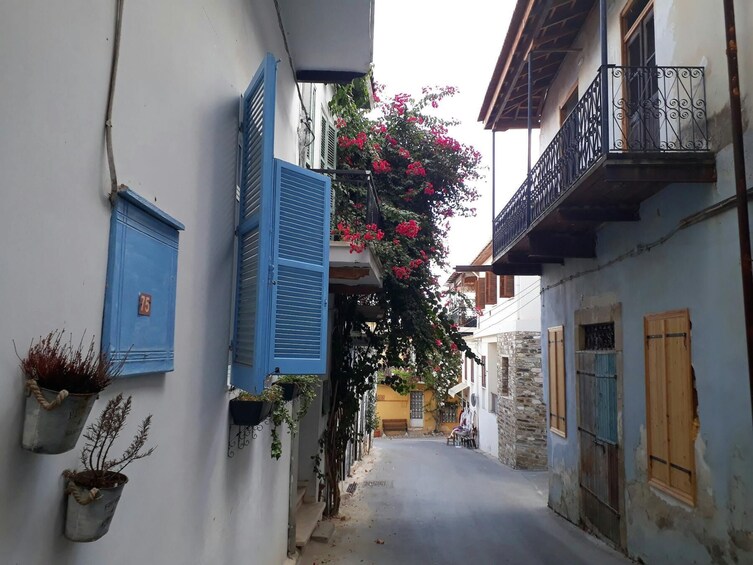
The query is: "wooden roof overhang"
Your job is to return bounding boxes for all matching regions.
[479,0,597,131]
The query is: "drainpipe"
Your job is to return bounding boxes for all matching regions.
[492,131,496,225]
[287,397,300,557]
[600,0,610,153]
[722,0,753,428]
[527,53,533,227]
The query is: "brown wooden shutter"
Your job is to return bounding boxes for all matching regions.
[548,326,566,436]
[644,309,695,503]
[500,275,515,298]
[481,355,487,387]
[475,277,486,310]
[485,275,497,305]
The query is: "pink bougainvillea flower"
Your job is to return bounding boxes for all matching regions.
[392,266,411,280]
[395,219,420,238]
[398,148,411,159]
[335,117,347,129]
[435,339,443,347]
[450,343,458,352]
[372,159,392,174]
[406,161,426,176]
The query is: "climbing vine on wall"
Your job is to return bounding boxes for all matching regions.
[321,79,482,515]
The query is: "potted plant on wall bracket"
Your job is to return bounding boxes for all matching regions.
[268,375,321,460]
[15,330,120,454]
[273,374,320,407]
[63,393,155,542]
[228,386,282,427]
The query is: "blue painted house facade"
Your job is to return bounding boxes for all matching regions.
[0,1,373,563]
[480,0,753,562]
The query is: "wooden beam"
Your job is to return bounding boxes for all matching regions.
[557,206,640,222]
[329,284,383,295]
[329,266,372,280]
[454,265,494,272]
[528,232,596,258]
[491,263,543,276]
[508,252,564,264]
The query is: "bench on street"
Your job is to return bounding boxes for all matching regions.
[382,419,408,434]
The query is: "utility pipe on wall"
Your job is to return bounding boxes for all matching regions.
[722,0,753,428]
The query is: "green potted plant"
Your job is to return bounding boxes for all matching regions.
[16,330,119,454]
[228,386,282,427]
[63,393,155,542]
[268,375,320,460]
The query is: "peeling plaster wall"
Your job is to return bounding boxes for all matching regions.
[541,137,753,563]
[515,1,753,561]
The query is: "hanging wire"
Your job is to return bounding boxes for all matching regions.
[272,0,315,150]
[105,0,125,203]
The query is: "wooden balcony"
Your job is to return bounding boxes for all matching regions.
[492,66,716,274]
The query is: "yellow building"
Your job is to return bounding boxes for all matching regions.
[376,383,459,435]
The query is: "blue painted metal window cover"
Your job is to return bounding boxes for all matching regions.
[231,53,277,393]
[230,53,331,393]
[270,159,330,376]
[102,188,184,376]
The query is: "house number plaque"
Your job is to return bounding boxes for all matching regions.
[138,293,152,316]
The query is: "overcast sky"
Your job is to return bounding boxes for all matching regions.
[372,0,537,275]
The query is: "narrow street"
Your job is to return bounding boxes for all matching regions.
[302,438,631,565]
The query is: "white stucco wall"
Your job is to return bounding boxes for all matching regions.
[0,1,309,563]
[475,275,541,335]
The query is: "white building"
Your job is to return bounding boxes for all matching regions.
[450,242,546,468]
[0,1,375,563]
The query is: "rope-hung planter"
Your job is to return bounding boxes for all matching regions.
[15,331,120,454]
[22,379,99,454]
[62,394,154,542]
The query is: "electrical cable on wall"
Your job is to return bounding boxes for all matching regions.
[105,0,126,203]
[272,0,315,151]
[541,187,753,294]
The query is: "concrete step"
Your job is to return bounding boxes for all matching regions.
[311,520,335,543]
[295,501,326,548]
[281,551,300,565]
[295,486,306,512]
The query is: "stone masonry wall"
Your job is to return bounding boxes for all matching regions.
[497,331,546,470]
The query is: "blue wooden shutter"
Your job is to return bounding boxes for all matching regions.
[231,54,277,393]
[269,160,331,375]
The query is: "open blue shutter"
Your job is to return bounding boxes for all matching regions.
[269,160,330,375]
[231,54,277,393]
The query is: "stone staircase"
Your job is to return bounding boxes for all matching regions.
[294,483,326,549]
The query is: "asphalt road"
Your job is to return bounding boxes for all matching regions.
[302,438,631,565]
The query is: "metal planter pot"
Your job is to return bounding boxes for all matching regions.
[64,472,128,542]
[229,399,273,426]
[22,387,97,454]
[275,382,300,402]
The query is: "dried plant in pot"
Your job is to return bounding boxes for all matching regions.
[63,394,155,542]
[15,330,120,454]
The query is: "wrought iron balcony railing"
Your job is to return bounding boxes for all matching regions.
[313,169,383,237]
[493,65,709,258]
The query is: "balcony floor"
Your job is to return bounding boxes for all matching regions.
[492,151,717,274]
